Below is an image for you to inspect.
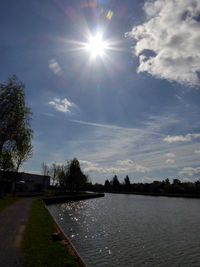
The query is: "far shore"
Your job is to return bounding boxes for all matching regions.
[108,191,200,199]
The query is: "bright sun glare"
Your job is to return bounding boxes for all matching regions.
[86,32,107,58]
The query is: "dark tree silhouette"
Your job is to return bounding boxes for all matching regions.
[111,175,121,192]
[103,176,200,196]
[67,158,88,192]
[124,175,131,191]
[104,179,111,192]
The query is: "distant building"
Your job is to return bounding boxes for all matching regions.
[18,172,50,192]
[0,171,50,193]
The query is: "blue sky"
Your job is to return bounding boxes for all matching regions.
[1,0,200,183]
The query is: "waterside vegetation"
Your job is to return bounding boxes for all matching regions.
[42,158,88,193]
[21,199,81,267]
[102,175,200,198]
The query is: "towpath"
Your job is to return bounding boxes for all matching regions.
[0,198,34,267]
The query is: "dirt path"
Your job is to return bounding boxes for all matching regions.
[0,198,34,267]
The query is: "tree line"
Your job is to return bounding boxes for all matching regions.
[103,175,200,196]
[41,158,88,192]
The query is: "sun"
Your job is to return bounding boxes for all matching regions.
[86,32,107,58]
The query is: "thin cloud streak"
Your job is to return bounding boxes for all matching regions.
[67,117,200,178]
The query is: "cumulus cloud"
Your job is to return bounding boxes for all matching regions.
[80,159,149,175]
[49,97,74,113]
[165,153,175,164]
[179,166,200,176]
[164,133,200,143]
[166,158,175,164]
[126,0,200,86]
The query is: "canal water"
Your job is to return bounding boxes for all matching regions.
[48,193,200,267]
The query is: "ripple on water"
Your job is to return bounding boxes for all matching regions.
[48,194,200,267]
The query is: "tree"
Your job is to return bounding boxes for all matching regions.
[41,162,50,176]
[50,162,61,186]
[12,130,33,171]
[0,151,14,171]
[111,175,121,192]
[67,158,87,192]
[104,179,111,192]
[0,75,33,171]
[124,175,131,191]
[57,165,66,187]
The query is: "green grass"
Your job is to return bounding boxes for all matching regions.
[21,199,80,267]
[0,195,19,212]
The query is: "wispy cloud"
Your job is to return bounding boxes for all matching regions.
[179,166,200,176]
[166,153,175,158]
[126,0,200,87]
[31,115,200,182]
[164,133,200,143]
[70,118,200,174]
[80,159,149,176]
[49,97,74,113]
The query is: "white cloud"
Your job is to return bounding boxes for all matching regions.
[49,97,73,113]
[116,160,149,172]
[140,176,162,183]
[164,133,200,143]
[80,159,149,175]
[166,158,175,164]
[166,153,175,158]
[179,166,200,176]
[70,118,200,174]
[126,0,200,86]
[195,149,200,154]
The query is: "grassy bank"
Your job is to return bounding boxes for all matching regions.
[21,199,81,267]
[0,195,19,212]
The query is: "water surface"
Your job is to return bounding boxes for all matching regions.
[48,193,200,267]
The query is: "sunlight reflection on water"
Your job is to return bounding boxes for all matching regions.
[48,194,200,267]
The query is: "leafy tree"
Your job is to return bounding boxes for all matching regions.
[67,158,87,192]
[0,75,33,170]
[104,179,111,192]
[0,151,14,171]
[173,178,181,185]
[124,175,131,191]
[111,175,121,192]
[57,165,66,187]
[12,130,33,171]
